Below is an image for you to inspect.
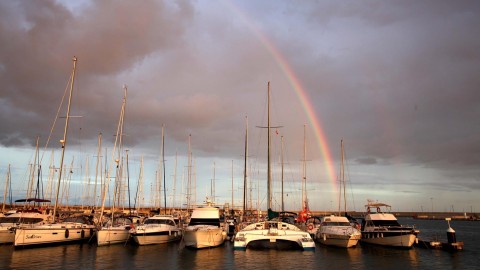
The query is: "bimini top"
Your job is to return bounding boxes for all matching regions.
[365,202,391,208]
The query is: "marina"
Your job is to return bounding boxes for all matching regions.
[1,2,480,270]
[0,218,476,269]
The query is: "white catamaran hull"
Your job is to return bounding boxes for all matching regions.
[234,222,315,251]
[183,227,226,249]
[97,226,131,246]
[14,223,95,247]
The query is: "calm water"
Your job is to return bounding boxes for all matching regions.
[1,218,478,270]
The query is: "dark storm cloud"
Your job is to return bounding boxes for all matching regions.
[0,0,194,147]
[281,0,480,172]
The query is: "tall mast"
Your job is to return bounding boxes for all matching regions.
[93,133,102,209]
[53,56,77,222]
[162,124,167,214]
[133,155,144,214]
[83,156,89,210]
[211,162,216,201]
[267,82,272,210]
[2,164,10,212]
[172,151,177,211]
[187,134,192,211]
[231,160,234,215]
[126,149,131,214]
[99,86,126,223]
[27,136,40,201]
[342,139,347,214]
[281,135,285,212]
[338,139,346,215]
[243,115,248,214]
[303,124,307,210]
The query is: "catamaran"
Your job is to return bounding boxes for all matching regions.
[233,82,315,251]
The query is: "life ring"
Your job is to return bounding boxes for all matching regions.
[65,229,69,238]
[307,223,314,231]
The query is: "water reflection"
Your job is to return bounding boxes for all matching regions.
[0,219,477,270]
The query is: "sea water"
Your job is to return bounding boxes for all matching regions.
[1,218,478,270]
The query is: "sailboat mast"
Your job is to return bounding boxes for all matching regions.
[2,164,10,212]
[187,134,192,211]
[172,151,177,211]
[93,133,102,209]
[126,149,131,214]
[211,162,215,201]
[53,56,77,222]
[303,124,307,210]
[99,86,126,223]
[338,139,346,215]
[267,82,272,210]
[243,115,248,214]
[342,139,347,214]
[162,124,167,214]
[281,135,285,212]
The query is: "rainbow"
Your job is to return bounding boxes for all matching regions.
[225,2,338,194]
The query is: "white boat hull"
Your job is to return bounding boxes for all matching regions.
[361,232,417,248]
[183,227,226,249]
[315,222,362,248]
[0,227,15,244]
[317,233,361,248]
[233,222,315,251]
[97,226,131,246]
[132,229,182,245]
[14,223,96,247]
[0,212,51,244]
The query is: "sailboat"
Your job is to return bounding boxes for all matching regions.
[14,57,96,247]
[96,86,135,246]
[315,140,361,248]
[233,82,315,251]
[1,162,51,244]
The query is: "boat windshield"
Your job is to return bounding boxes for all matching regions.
[144,219,176,226]
[0,217,44,224]
[188,218,220,227]
[322,221,351,226]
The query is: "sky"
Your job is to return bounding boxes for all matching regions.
[1,0,479,213]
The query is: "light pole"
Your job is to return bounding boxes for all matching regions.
[430,197,433,213]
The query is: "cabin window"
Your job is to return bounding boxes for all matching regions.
[144,219,176,226]
[0,217,44,224]
[189,218,220,227]
[369,220,400,227]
